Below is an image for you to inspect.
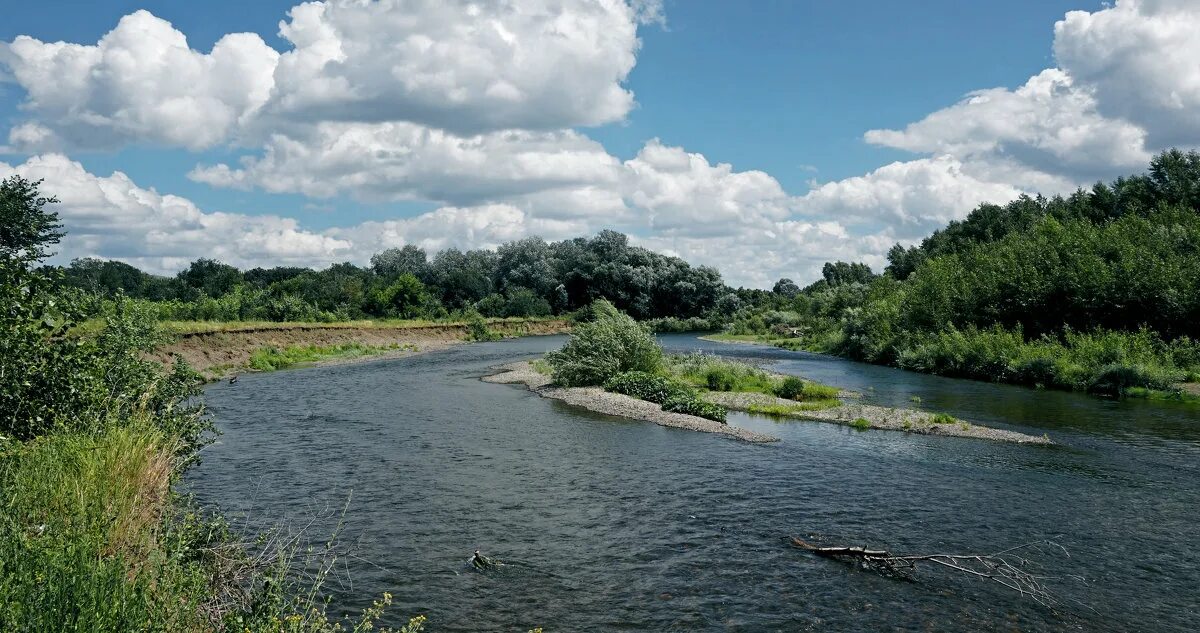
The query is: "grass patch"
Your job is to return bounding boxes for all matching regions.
[530,359,553,375]
[746,400,841,417]
[929,412,956,425]
[666,353,841,403]
[248,342,410,371]
[851,417,871,430]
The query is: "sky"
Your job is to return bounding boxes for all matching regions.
[1,0,1196,288]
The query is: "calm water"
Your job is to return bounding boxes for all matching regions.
[190,334,1200,632]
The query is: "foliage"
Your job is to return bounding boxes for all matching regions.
[545,301,663,386]
[774,376,840,401]
[1,178,417,631]
[660,394,727,423]
[465,311,502,342]
[667,353,775,395]
[1,175,63,264]
[725,150,1200,400]
[602,372,694,405]
[929,413,956,425]
[851,417,871,430]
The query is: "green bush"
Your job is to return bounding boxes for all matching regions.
[546,301,663,386]
[603,371,693,404]
[661,394,727,423]
[851,417,871,430]
[705,368,736,391]
[929,413,956,425]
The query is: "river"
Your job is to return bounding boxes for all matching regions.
[190,334,1200,631]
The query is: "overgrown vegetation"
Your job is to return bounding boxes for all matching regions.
[0,176,421,631]
[545,300,664,387]
[720,150,1200,401]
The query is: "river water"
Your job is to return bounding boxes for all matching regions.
[191,334,1200,632]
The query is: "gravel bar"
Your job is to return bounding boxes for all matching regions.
[701,391,1053,445]
[482,361,779,444]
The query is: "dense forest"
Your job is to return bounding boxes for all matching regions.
[53,230,730,323]
[728,149,1200,398]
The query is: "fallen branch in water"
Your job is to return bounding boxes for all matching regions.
[791,537,1066,607]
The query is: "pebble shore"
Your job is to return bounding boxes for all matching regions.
[482,361,780,443]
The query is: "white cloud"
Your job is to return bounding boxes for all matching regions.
[260,0,644,134]
[795,156,1025,239]
[865,69,1150,183]
[0,11,278,150]
[1,1,649,150]
[0,154,350,273]
[188,122,622,207]
[620,139,795,236]
[1054,0,1200,147]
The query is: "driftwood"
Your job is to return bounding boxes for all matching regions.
[792,537,1065,606]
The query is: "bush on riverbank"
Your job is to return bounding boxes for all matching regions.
[546,300,663,386]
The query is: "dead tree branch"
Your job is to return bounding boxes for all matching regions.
[791,536,1065,607]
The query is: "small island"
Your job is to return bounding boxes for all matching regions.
[485,301,1052,445]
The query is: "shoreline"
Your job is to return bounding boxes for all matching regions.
[701,391,1053,444]
[158,319,571,379]
[482,361,780,444]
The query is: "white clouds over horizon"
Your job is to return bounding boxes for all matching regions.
[2,0,1198,287]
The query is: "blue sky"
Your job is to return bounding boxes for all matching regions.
[0,0,1189,286]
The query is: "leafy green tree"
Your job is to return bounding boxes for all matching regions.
[772,278,800,297]
[377,273,429,318]
[1,176,63,263]
[370,245,429,280]
[176,258,244,298]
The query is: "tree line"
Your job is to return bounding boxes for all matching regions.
[732,149,1200,397]
[53,230,734,323]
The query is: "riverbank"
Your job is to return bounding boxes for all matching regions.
[482,361,779,443]
[701,333,1200,406]
[154,318,571,379]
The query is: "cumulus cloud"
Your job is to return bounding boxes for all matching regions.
[0,11,278,150]
[1054,0,1200,147]
[0,154,350,273]
[867,0,1200,189]
[865,70,1150,183]
[188,122,622,207]
[620,139,795,236]
[795,156,1025,239]
[0,0,649,150]
[260,0,644,134]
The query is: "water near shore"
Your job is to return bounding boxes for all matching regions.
[189,334,1200,632]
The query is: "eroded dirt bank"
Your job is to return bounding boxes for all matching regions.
[155,320,571,377]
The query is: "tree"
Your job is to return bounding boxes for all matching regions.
[772,278,800,298]
[377,273,428,318]
[371,245,429,280]
[503,286,551,317]
[1,176,63,263]
[821,261,875,287]
[176,258,243,297]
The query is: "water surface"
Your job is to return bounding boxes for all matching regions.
[191,334,1200,631]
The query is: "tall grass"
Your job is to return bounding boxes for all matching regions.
[0,422,211,632]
